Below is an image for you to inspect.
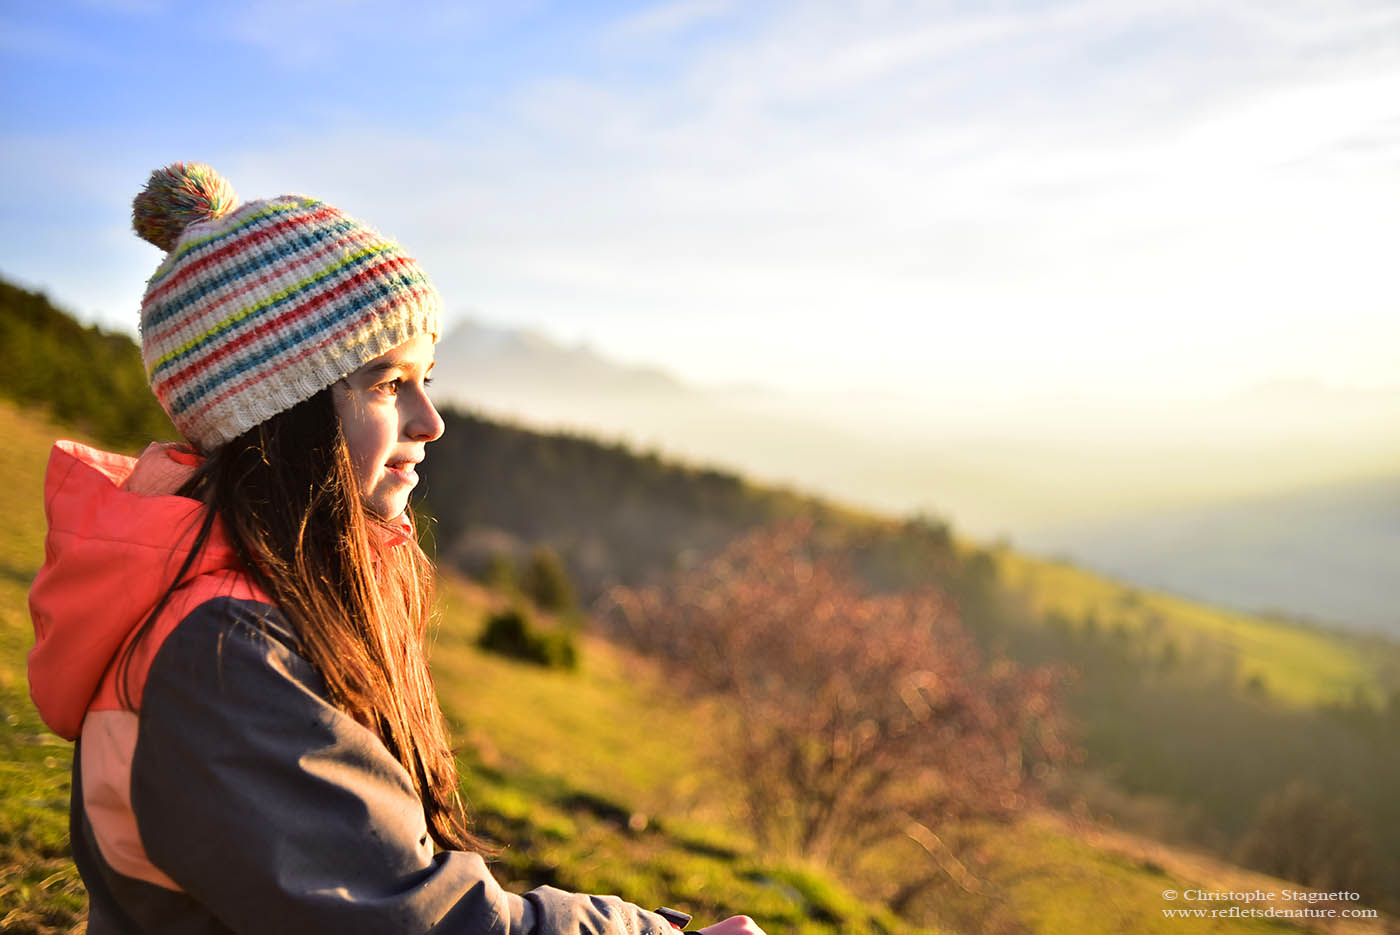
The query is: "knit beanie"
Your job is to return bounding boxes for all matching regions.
[132,162,442,450]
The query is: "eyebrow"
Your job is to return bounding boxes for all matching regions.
[361,359,435,377]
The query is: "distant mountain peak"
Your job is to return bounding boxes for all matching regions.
[434,315,689,400]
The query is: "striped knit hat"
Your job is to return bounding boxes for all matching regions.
[133,162,441,450]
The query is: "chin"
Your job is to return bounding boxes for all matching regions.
[364,493,410,522]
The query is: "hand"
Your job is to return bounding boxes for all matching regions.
[697,917,765,935]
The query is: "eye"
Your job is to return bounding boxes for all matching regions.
[376,378,402,396]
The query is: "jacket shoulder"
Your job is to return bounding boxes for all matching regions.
[96,572,282,715]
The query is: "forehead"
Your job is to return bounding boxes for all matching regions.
[351,333,436,376]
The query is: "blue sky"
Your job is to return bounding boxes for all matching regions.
[4,0,1399,408]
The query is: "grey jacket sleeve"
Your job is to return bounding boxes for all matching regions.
[131,597,674,935]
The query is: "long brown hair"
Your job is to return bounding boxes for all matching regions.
[121,388,481,852]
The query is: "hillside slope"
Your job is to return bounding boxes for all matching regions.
[413,396,1400,902]
[4,397,1395,933]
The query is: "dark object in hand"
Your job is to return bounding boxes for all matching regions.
[655,906,696,931]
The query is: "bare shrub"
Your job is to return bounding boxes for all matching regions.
[603,522,1072,870]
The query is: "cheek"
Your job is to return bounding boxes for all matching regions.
[340,422,377,482]
[333,396,391,484]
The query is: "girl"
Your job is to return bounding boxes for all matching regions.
[27,163,763,935]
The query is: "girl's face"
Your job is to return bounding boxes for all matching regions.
[332,333,445,520]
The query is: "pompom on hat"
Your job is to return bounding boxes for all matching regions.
[133,161,441,450]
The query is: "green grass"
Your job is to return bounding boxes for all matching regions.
[991,546,1385,708]
[0,400,87,934]
[974,818,1303,935]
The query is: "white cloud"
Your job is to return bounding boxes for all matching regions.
[494,0,1400,396]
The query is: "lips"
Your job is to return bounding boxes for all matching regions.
[384,457,420,484]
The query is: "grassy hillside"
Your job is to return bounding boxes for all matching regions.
[415,393,1400,905]
[980,545,1400,898]
[992,547,1382,708]
[433,577,1364,935]
[5,396,1396,934]
[0,402,89,932]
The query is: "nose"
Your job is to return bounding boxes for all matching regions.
[405,386,445,443]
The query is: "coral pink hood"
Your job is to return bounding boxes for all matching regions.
[27,440,239,740]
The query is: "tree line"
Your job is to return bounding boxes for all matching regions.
[0,278,174,449]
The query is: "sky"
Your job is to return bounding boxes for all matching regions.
[3,0,1399,409]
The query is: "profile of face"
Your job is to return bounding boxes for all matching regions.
[332,332,445,520]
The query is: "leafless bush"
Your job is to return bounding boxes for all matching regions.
[603,522,1072,869]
